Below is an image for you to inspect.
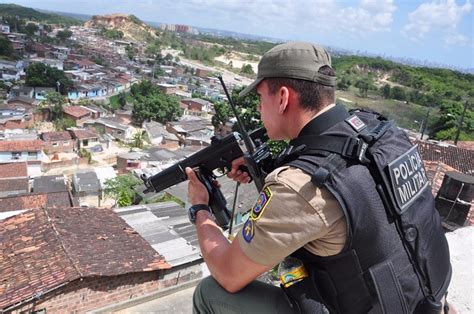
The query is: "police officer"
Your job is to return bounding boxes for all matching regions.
[186,42,453,313]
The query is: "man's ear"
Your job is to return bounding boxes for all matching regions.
[278,86,290,114]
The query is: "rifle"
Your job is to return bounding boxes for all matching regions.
[142,77,272,230]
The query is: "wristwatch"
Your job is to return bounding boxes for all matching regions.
[188,204,212,224]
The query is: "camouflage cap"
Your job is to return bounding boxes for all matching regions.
[239,41,336,97]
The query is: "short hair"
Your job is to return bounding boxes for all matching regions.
[265,66,336,112]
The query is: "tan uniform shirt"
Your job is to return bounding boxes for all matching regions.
[237,165,347,266]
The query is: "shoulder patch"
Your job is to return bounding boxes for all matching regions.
[251,186,273,220]
[345,114,367,132]
[242,219,255,243]
[387,145,429,214]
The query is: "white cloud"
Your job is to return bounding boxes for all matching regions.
[444,33,472,47]
[403,0,472,44]
[156,0,396,37]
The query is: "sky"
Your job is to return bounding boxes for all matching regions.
[2,0,473,69]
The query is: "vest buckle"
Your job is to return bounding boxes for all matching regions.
[342,137,371,164]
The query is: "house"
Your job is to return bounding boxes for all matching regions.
[157,83,177,95]
[86,117,136,142]
[0,162,29,197]
[63,105,93,126]
[33,87,56,100]
[0,107,34,130]
[0,139,44,165]
[33,175,67,193]
[0,190,76,220]
[143,120,179,147]
[116,152,144,174]
[166,116,213,146]
[67,84,108,100]
[40,131,75,154]
[181,98,213,116]
[72,171,100,206]
[0,207,172,313]
[114,109,133,124]
[84,104,107,119]
[9,86,34,99]
[195,68,211,78]
[68,128,100,150]
[0,24,10,33]
[0,68,21,81]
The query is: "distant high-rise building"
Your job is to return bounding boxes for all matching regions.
[160,23,198,35]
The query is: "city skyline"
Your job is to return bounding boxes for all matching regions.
[2,0,473,69]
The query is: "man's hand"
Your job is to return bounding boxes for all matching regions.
[227,157,252,184]
[186,167,209,205]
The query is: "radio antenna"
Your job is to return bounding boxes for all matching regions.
[218,76,254,153]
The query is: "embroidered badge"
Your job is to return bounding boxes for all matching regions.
[251,186,272,220]
[345,115,367,132]
[242,219,255,243]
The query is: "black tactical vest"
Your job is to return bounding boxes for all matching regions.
[276,105,451,314]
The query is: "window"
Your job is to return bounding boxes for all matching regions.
[63,141,70,146]
[28,152,38,159]
[52,142,59,147]
[11,152,21,160]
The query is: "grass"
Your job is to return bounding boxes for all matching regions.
[336,88,439,131]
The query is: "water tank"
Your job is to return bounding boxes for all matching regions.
[435,171,474,227]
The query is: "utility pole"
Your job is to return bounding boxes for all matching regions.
[454,100,469,146]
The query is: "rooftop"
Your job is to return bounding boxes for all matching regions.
[0,140,44,152]
[0,207,170,310]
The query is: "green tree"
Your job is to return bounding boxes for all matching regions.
[56,29,72,41]
[391,86,406,101]
[240,64,254,75]
[355,79,369,97]
[381,84,391,99]
[131,130,147,149]
[104,174,142,207]
[0,37,14,57]
[337,76,351,91]
[24,23,39,36]
[118,91,127,109]
[25,63,72,94]
[431,101,474,141]
[54,117,76,131]
[44,92,66,120]
[131,81,182,125]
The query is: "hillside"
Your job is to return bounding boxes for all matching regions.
[84,14,157,42]
[0,3,81,26]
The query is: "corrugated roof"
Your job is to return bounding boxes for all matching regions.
[0,207,170,310]
[115,202,202,267]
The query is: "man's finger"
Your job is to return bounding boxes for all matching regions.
[185,167,197,181]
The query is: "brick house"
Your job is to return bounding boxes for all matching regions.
[157,83,177,95]
[0,207,171,313]
[0,162,28,197]
[68,128,100,150]
[180,98,213,116]
[63,106,93,126]
[0,107,34,130]
[195,68,211,78]
[40,131,76,154]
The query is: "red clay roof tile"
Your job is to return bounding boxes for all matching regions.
[0,207,170,310]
